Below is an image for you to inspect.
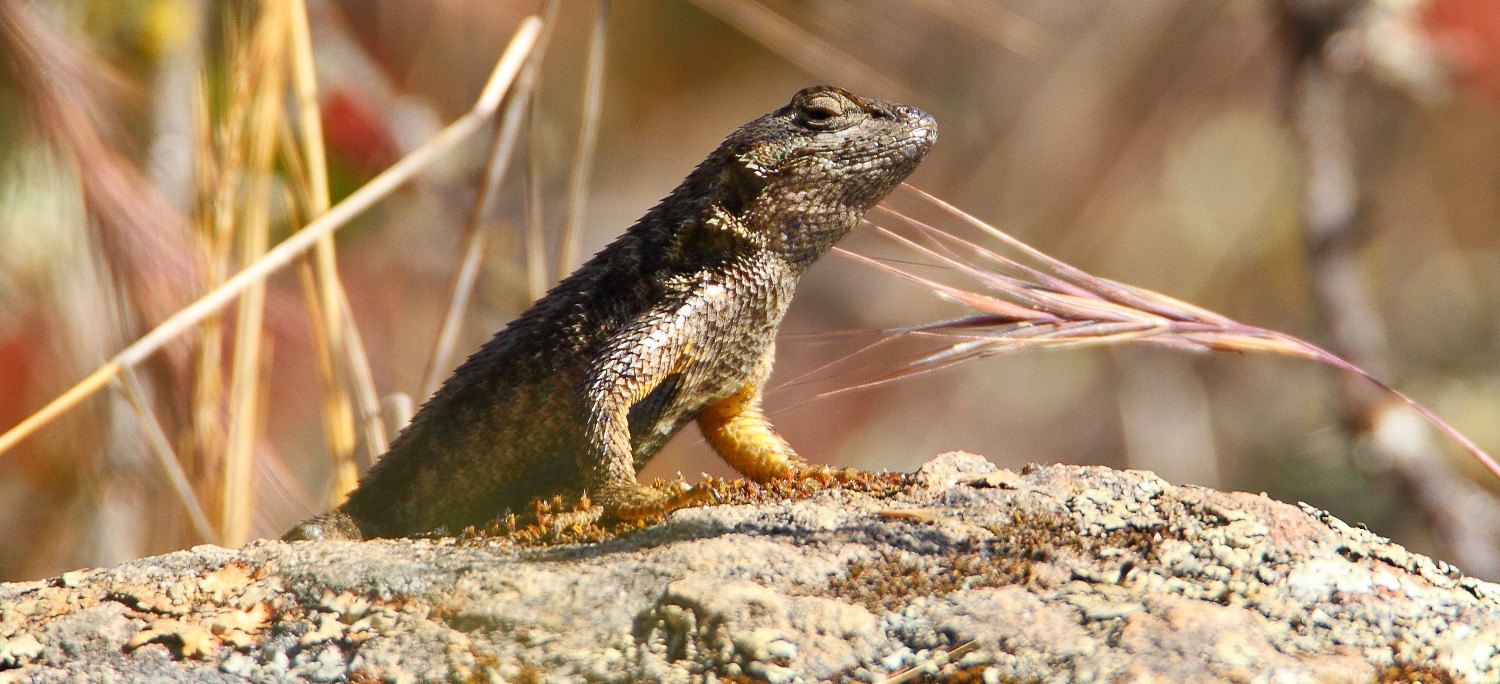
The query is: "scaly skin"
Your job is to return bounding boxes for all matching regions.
[285,86,936,540]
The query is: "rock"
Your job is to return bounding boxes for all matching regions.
[1,452,1497,682]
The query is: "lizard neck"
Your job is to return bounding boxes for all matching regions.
[744,198,861,274]
[632,150,869,276]
[682,201,858,276]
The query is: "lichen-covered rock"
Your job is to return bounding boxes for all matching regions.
[1,452,1496,682]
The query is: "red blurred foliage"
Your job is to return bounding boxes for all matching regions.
[0,310,40,431]
[321,88,400,173]
[1424,0,1500,110]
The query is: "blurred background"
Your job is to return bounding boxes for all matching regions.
[1,0,1499,582]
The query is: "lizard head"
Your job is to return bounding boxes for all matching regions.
[713,86,938,269]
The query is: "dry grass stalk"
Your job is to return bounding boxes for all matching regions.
[517,0,562,303]
[287,0,361,501]
[421,0,558,401]
[114,367,215,542]
[833,185,1499,480]
[555,0,610,279]
[222,1,290,546]
[189,75,227,520]
[280,128,355,500]
[687,0,902,96]
[195,10,261,529]
[524,84,553,301]
[334,286,385,469]
[0,16,544,472]
[525,102,555,301]
[422,67,540,400]
[291,244,347,487]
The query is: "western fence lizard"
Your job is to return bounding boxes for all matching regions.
[284,86,936,540]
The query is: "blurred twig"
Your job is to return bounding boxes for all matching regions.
[555,0,609,279]
[687,0,903,96]
[1278,0,1500,579]
[115,367,215,543]
[521,0,564,302]
[422,2,557,400]
[0,0,203,370]
[1282,0,1391,402]
[420,82,533,400]
[0,0,206,554]
[905,0,1043,57]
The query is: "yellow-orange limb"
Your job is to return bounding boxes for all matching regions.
[698,352,804,483]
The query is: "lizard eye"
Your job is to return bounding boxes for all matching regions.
[796,94,848,129]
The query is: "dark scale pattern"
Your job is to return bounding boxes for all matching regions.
[285,86,937,540]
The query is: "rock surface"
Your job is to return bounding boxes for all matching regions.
[2,452,1498,683]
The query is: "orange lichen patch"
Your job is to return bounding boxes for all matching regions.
[59,558,296,664]
[0,634,45,668]
[198,563,255,603]
[204,602,272,649]
[125,618,219,659]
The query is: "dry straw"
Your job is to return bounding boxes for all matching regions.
[0,17,546,540]
[833,185,1499,480]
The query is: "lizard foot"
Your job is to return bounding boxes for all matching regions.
[597,480,714,521]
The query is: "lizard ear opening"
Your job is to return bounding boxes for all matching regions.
[719,154,770,216]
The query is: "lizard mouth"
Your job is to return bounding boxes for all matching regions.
[884,110,938,174]
[904,111,938,148]
[876,107,937,168]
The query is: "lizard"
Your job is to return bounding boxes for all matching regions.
[284,85,937,541]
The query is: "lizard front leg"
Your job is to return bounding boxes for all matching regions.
[697,343,813,483]
[579,318,708,520]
